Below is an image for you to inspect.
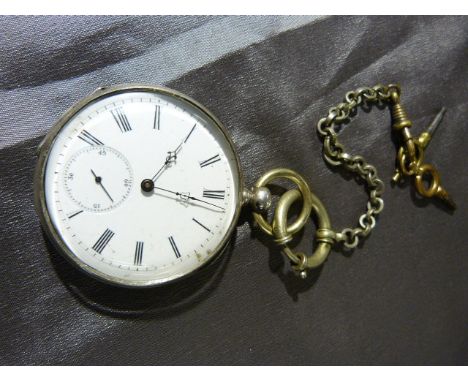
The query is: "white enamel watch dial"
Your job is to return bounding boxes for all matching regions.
[35,85,242,287]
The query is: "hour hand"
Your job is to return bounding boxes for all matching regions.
[151,152,176,182]
[150,124,196,182]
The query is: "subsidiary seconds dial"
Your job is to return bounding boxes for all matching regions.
[63,146,133,212]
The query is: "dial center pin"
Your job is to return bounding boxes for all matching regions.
[141,178,155,193]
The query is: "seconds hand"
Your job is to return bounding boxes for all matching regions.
[91,169,114,203]
[154,186,225,211]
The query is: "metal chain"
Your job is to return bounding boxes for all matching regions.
[316,84,400,249]
[251,82,452,276]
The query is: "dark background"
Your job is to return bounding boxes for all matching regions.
[0,16,467,365]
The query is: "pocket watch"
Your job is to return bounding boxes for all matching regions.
[35,85,243,287]
[35,83,454,288]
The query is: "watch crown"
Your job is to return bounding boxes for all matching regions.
[245,186,272,212]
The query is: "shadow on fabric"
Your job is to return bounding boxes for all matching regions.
[46,229,237,319]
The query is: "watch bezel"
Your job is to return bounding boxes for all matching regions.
[34,84,244,288]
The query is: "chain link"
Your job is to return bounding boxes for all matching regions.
[316,84,400,249]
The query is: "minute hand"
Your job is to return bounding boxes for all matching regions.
[154,186,225,211]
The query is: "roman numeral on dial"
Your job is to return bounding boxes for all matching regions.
[92,228,114,254]
[203,190,225,200]
[192,218,211,232]
[199,154,221,168]
[67,210,83,219]
[111,107,132,132]
[134,241,144,266]
[78,130,104,146]
[153,105,160,130]
[168,236,181,258]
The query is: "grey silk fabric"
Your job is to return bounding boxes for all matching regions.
[0,16,467,365]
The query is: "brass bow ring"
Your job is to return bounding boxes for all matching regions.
[252,168,333,278]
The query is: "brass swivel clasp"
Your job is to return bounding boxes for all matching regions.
[389,89,456,209]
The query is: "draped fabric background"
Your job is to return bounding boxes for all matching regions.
[0,15,467,365]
